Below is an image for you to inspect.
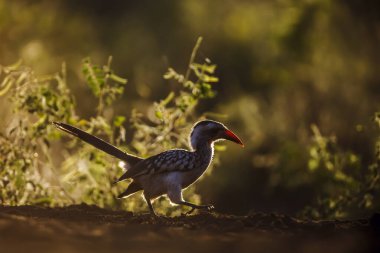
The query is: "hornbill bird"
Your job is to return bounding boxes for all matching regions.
[53,120,244,215]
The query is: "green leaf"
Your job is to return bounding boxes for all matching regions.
[192,63,217,74]
[203,75,219,83]
[163,68,176,79]
[155,109,163,120]
[109,73,127,84]
[0,76,14,96]
[113,116,126,127]
[161,92,175,106]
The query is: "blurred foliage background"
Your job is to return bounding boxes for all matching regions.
[1,0,380,218]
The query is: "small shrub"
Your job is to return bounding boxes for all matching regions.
[302,114,380,218]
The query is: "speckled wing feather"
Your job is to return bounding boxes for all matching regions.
[116,149,195,182]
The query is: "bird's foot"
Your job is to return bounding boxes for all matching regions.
[202,204,215,212]
[184,204,214,215]
[207,204,215,211]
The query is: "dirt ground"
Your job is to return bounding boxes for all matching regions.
[0,204,378,253]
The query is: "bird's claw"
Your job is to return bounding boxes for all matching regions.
[202,204,215,213]
[205,204,215,211]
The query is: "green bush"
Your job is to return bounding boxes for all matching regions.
[302,114,380,218]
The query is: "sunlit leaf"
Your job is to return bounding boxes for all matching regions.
[109,73,127,84]
[0,76,14,96]
[113,116,126,127]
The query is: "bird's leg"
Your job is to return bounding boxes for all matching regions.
[144,194,157,216]
[180,201,214,214]
[166,188,214,215]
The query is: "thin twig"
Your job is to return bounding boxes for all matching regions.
[183,37,203,85]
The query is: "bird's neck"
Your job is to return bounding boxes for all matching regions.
[192,140,214,168]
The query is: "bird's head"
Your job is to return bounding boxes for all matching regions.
[190,120,244,150]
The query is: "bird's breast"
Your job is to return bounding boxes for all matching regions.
[180,160,211,189]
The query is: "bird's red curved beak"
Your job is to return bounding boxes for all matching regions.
[224,129,244,147]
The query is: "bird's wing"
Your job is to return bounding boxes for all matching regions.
[53,122,142,165]
[115,149,194,182]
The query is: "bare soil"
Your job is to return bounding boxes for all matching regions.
[0,204,378,253]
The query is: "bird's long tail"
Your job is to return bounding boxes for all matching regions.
[52,122,142,165]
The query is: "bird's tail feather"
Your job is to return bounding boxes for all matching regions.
[117,181,142,199]
[52,122,142,165]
